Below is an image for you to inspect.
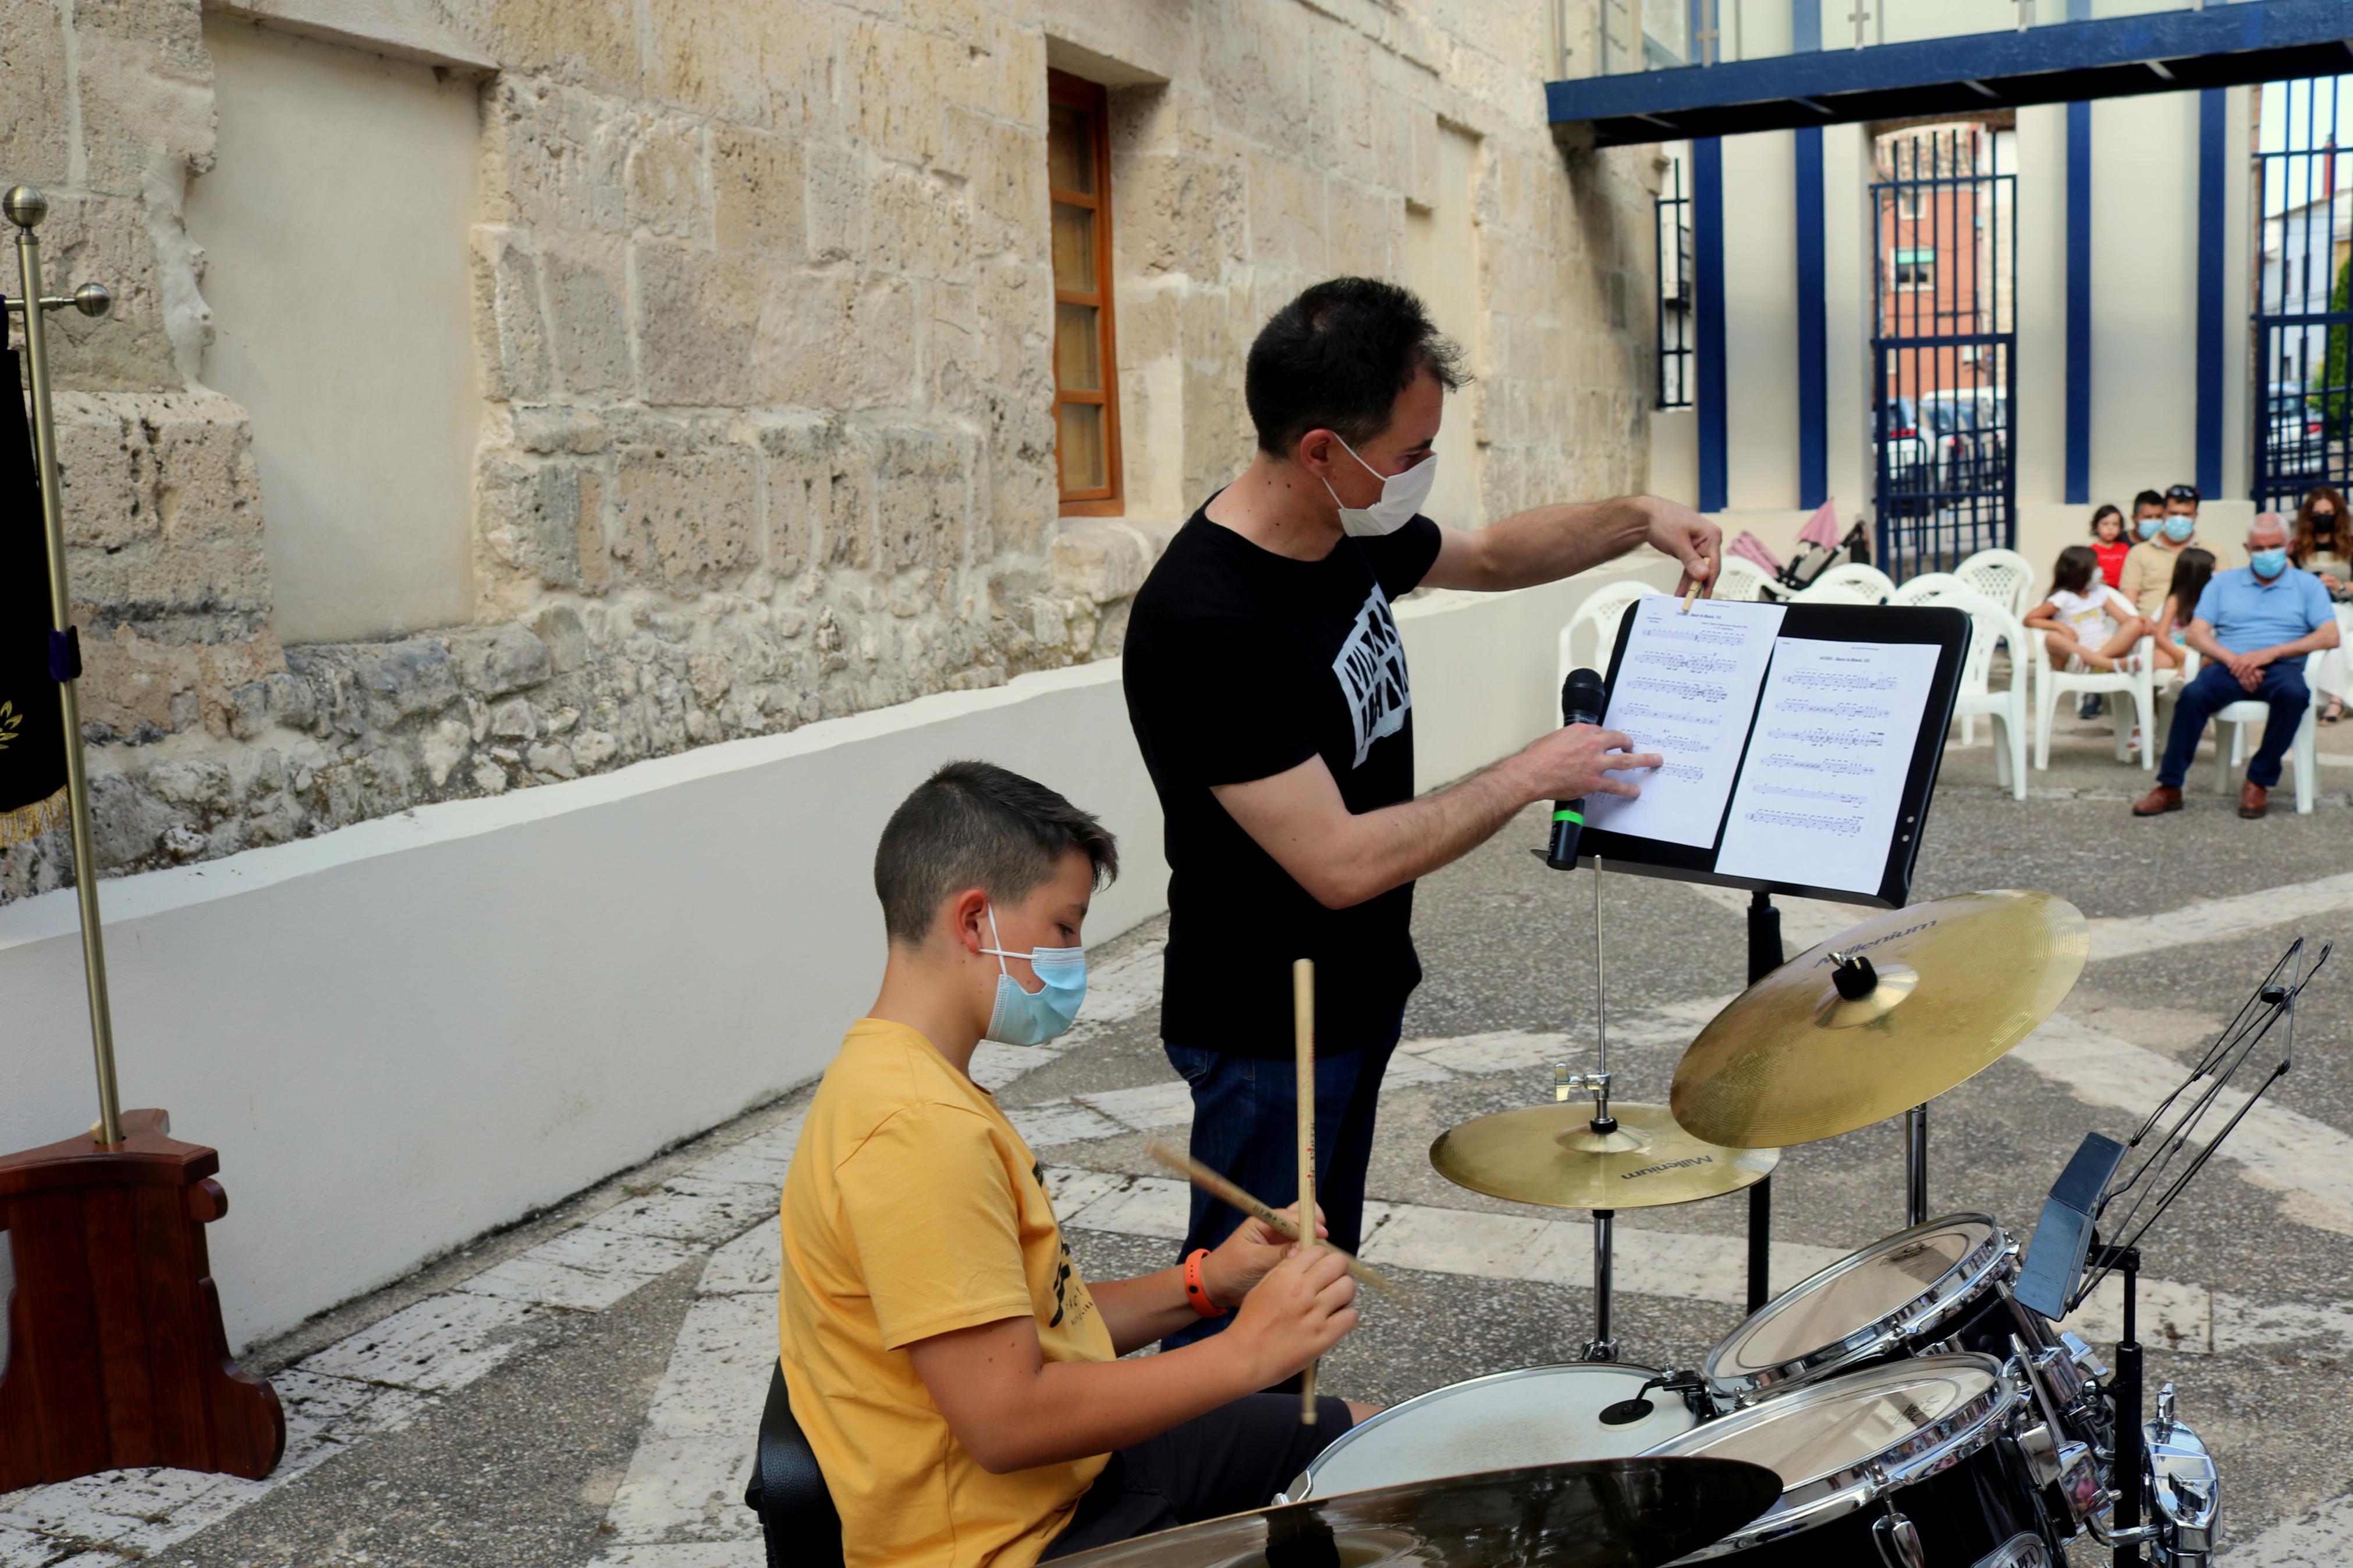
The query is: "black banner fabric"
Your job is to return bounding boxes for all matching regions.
[1,343,68,843]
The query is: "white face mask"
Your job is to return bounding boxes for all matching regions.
[1321,435,1438,538]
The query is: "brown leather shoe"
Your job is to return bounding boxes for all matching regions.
[2240,781,2269,819]
[2131,784,2184,816]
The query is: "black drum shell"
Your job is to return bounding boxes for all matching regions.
[1690,1437,2060,1566]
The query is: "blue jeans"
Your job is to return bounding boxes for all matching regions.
[2158,662,2309,789]
[1159,1016,1403,1353]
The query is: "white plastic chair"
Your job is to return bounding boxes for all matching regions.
[1890,575,2028,800]
[2032,629,2156,771]
[1955,547,2038,618]
[1791,563,1896,604]
[2201,649,2323,813]
[1712,556,1777,604]
[1558,580,1663,687]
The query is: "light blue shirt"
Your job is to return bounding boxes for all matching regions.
[2192,566,2333,654]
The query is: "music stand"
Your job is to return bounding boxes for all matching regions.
[1564,599,1971,1308]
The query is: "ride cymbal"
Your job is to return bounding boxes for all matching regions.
[1046,1455,1784,1568]
[1670,890,2088,1149]
[1431,1101,1777,1211]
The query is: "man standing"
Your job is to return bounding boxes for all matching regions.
[1121,278,1717,1352]
[2132,513,2339,820]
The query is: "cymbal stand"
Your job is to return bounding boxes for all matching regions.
[1744,891,1777,1313]
[1905,1104,1929,1225]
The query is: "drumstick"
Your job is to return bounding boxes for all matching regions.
[1680,579,1702,613]
[1141,1139,1403,1300]
[1295,958,1318,1425]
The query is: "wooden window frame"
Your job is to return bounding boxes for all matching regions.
[1048,70,1123,517]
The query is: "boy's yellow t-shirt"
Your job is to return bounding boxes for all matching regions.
[779,1018,1115,1568]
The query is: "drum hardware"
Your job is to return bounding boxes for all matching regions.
[1432,859,1779,1363]
[1058,1455,1786,1568]
[1867,1489,1927,1568]
[2011,942,2327,1567]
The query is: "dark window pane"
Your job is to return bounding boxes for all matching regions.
[1048,102,1095,195]
[1056,301,1101,390]
[1058,401,1106,491]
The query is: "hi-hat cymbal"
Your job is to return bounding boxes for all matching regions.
[1047,1455,1783,1568]
[1671,889,2088,1149]
[1431,1101,1778,1211]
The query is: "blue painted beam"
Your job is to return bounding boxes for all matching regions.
[1549,0,2351,144]
[2065,102,2092,507]
[2195,87,2225,498]
[1795,126,1826,511]
[1696,138,1727,514]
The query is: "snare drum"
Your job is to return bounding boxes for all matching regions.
[1704,1214,2045,1406]
[1280,1362,1697,1502]
[1641,1354,2057,1566]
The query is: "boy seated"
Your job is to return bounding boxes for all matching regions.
[779,760,1371,1567]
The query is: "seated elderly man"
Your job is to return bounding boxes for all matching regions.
[2134,513,2342,820]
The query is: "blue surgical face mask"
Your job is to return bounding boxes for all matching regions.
[979,906,1087,1046]
[2163,515,2196,543]
[2251,546,2290,579]
[2136,515,2163,541]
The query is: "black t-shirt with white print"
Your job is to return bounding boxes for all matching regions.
[1122,501,1442,1059]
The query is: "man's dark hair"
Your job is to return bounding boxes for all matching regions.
[2166,483,2201,507]
[874,760,1119,945]
[2132,489,2166,513]
[1245,278,1465,457]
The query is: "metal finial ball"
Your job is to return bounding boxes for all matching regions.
[3,185,48,229]
[73,282,112,318]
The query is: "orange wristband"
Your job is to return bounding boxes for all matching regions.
[1183,1248,1227,1317]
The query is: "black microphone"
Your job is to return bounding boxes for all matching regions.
[1545,667,1609,870]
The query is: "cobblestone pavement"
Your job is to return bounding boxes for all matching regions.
[9,714,2353,1566]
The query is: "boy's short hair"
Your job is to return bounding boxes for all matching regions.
[2132,489,2166,513]
[1246,277,1466,458]
[874,761,1119,945]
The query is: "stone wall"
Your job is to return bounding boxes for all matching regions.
[1,0,1658,902]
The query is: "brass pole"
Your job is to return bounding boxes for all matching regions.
[8,184,123,1148]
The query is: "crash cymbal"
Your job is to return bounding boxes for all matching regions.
[1048,1455,1783,1568]
[1431,1101,1777,1211]
[1671,890,2089,1149]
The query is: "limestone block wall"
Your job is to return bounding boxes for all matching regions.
[0,0,1659,905]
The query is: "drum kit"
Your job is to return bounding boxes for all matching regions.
[1065,885,2277,1568]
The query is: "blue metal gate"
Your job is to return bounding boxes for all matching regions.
[1871,125,2017,579]
[2253,77,2353,514]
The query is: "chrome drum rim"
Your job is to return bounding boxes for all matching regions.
[1703,1213,2013,1402]
[1641,1353,2027,1558]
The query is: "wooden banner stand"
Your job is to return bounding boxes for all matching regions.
[1,185,283,1489]
[0,1111,285,1487]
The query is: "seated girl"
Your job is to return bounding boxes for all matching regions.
[2025,543,2148,674]
[2149,547,2216,675]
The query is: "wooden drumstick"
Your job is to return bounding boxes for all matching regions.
[1141,1140,1403,1300]
[1294,958,1318,1425]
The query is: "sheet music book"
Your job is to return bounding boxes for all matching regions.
[1577,596,1969,909]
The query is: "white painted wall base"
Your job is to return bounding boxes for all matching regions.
[0,562,1667,1351]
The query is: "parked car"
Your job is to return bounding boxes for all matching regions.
[2263,381,2326,479]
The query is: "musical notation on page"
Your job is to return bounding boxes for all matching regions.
[1714,638,1940,895]
[1583,596,1787,850]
